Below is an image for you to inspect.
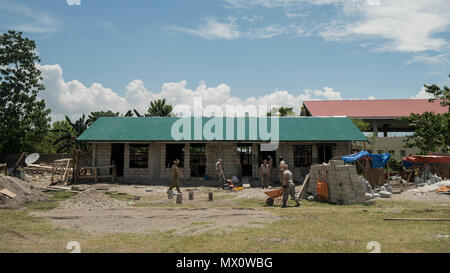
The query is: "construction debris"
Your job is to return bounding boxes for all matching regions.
[409,180,450,193]
[0,188,16,198]
[58,189,128,210]
[0,175,48,209]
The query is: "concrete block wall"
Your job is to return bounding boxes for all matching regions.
[123,144,150,183]
[94,143,111,176]
[92,141,353,186]
[303,160,367,205]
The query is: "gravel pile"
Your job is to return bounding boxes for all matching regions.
[59,189,128,210]
[0,175,48,209]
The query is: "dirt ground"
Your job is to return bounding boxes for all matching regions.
[31,184,280,235]
[32,207,277,235]
[28,182,450,237]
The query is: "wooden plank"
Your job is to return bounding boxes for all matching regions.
[0,188,17,198]
[298,174,310,199]
[384,218,450,221]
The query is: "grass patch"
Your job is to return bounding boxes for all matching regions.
[0,194,449,252]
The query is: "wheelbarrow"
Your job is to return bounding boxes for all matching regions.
[264,188,283,206]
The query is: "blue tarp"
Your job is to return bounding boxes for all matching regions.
[402,161,415,169]
[341,150,391,168]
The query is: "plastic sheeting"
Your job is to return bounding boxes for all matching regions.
[341,150,391,168]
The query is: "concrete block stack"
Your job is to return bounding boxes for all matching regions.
[302,160,367,205]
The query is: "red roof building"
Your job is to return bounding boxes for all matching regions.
[301,99,447,135]
[301,99,446,118]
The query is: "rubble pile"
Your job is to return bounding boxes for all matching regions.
[0,175,48,209]
[59,189,128,210]
[303,160,367,205]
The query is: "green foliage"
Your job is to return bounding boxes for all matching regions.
[267,106,296,116]
[278,106,295,116]
[402,77,449,154]
[402,112,449,154]
[425,75,450,108]
[52,115,89,153]
[33,120,74,154]
[351,118,370,132]
[87,110,119,125]
[0,30,51,153]
[147,98,173,117]
[389,159,403,172]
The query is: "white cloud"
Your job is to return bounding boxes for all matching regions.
[66,0,81,6]
[225,0,450,53]
[411,86,434,99]
[38,64,130,121]
[405,53,450,66]
[311,86,342,100]
[167,18,293,40]
[167,18,241,40]
[0,0,58,33]
[330,0,450,52]
[38,64,344,120]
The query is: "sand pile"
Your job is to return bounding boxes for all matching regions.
[0,175,48,209]
[59,189,128,210]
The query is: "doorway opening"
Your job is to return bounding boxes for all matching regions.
[165,144,185,168]
[190,143,206,177]
[257,145,276,167]
[237,143,252,176]
[318,145,333,163]
[111,143,124,177]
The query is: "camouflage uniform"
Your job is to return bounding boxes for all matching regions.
[168,164,181,193]
[278,160,286,185]
[216,161,225,186]
[260,163,270,188]
[282,169,300,207]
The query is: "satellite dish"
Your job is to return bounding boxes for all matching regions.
[25,153,40,165]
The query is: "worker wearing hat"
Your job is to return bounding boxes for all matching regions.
[281,164,301,208]
[216,159,225,186]
[259,159,271,189]
[167,159,184,193]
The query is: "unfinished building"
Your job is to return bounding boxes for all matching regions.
[77,117,367,185]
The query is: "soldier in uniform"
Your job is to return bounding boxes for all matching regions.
[216,159,225,186]
[259,159,271,189]
[278,156,286,185]
[167,159,184,193]
[282,164,301,208]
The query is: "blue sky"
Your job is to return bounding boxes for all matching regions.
[1,0,450,120]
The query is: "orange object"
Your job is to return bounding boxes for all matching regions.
[264,188,283,199]
[437,186,450,193]
[316,181,329,201]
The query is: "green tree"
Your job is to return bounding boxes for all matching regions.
[87,110,119,125]
[403,112,448,154]
[424,75,450,148]
[0,30,51,153]
[267,106,295,116]
[147,98,173,117]
[402,78,450,154]
[52,115,89,153]
[35,120,74,154]
[351,118,371,132]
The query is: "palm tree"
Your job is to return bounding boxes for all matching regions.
[52,115,90,153]
[147,98,173,117]
[87,110,119,126]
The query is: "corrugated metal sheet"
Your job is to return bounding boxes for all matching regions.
[77,117,367,142]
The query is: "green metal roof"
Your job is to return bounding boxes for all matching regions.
[77,117,367,142]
